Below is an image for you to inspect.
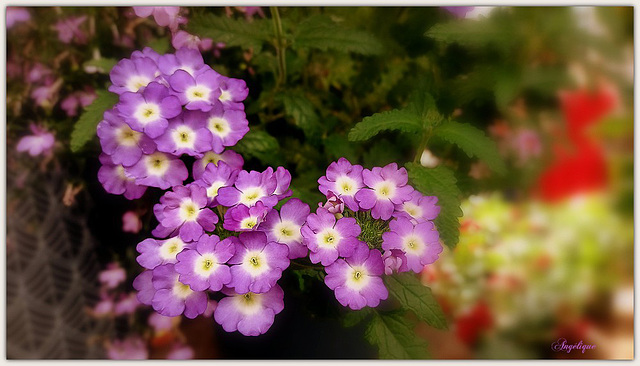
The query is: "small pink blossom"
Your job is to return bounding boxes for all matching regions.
[16,124,55,157]
[7,7,30,29]
[99,263,127,289]
[122,211,142,233]
[171,30,213,53]
[133,7,186,32]
[53,16,88,44]
[61,88,97,117]
[31,78,62,108]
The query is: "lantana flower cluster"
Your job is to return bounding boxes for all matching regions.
[307,158,443,310]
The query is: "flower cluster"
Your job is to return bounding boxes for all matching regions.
[97,47,249,200]
[307,158,443,310]
[132,162,308,336]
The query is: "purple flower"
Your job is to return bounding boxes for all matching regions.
[228,231,290,294]
[98,154,147,200]
[99,263,126,289]
[53,16,87,44]
[16,124,55,157]
[131,47,161,63]
[126,151,188,190]
[223,202,269,232]
[148,312,175,332]
[7,7,30,29]
[133,6,185,32]
[272,167,292,200]
[301,208,360,266]
[172,30,214,53]
[382,249,409,275]
[175,234,235,291]
[260,198,310,259]
[136,236,191,270]
[217,169,278,209]
[443,6,474,18]
[193,150,244,181]
[117,82,182,138]
[155,111,213,156]
[318,158,364,211]
[169,69,222,112]
[324,241,388,310]
[204,105,249,153]
[151,184,218,242]
[193,161,239,206]
[26,63,52,83]
[107,337,148,360]
[109,56,160,95]
[114,293,140,315]
[31,78,62,108]
[393,191,440,223]
[97,108,156,167]
[318,191,345,215]
[214,284,284,336]
[382,217,442,273]
[216,76,249,110]
[166,343,194,360]
[151,264,208,318]
[355,163,414,220]
[133,270,155,306]
[159,47,206,78]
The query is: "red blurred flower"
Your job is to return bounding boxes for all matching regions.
[455,301,493,346]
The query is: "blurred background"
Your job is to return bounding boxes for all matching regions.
[5,6,634,359]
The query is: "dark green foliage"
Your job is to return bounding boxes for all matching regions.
[385,273,447,329]
[293,14,383,55]
[70,90,118,153]
[365,310,430,359]
[187,12,272,50]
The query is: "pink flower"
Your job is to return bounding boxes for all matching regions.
[53,16,88,44]
[31,78,63,108]
[133,7,186,32]
[122,211,142,233]
[172,30,213,53]
[7,7,30,29]
[61,88,97,117]
[16,124,55,157]
[99,263,127,289]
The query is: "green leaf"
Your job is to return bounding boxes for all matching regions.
[407,78,441,127]
[365,311,429,359]
[432,121,506,175]
[233,130,282,165]
[425,19,510,48]
[276,91,323,140]
[147,37,170,54]
[187,13,271,50]
[385,273,447,330]
[324,134,358,162]
[292,268,325,291]
[406,163,462,248]
[70,90,118,152]
[82,58,117,74]
[349,109,422,142]
[293,15,383,55]
[342,308,372,328]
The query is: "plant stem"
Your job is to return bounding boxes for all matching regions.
[270,7,287,88]
[413,132,430,163]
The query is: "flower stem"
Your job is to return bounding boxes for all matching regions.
[270,7,287,88]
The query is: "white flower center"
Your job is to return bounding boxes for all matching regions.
[402,235,424,254]
[239,187,264,206]
[317,228,341,248]
[186,85,211,102]
[219,89,232,102]
[234,292,263,315]
[179,199,200,222]
[194,253,217,278]
[208,117,230,138]
[171,125,196,149]
[159,237,186,261]
[345,266,370,291]
[116,125,141,147]
[126,75,151,92]
[272,221,300,244]
[403,202,423,219]
[240,216,258,230]
[242,250,269,276]
[206,180,226,199]
[335,176,357,196]
[172,279,193,300]
[134,103,160,124]
[145,153,170,176]
[116,165,134,182]
[374,181,396,200]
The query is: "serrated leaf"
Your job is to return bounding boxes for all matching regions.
[82,58,117,74]
[365,311,429,359]
[385,273,447,330]
[277,91,323,140]
[432,120,506,175]
[70,90,118,153]
[407,78,441,127]
[233,130,282,165]
[293,15,383,55]
[349,109,422,142]
[187,13,271,50]
[406,163,462,248]
[343,308,372,328]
